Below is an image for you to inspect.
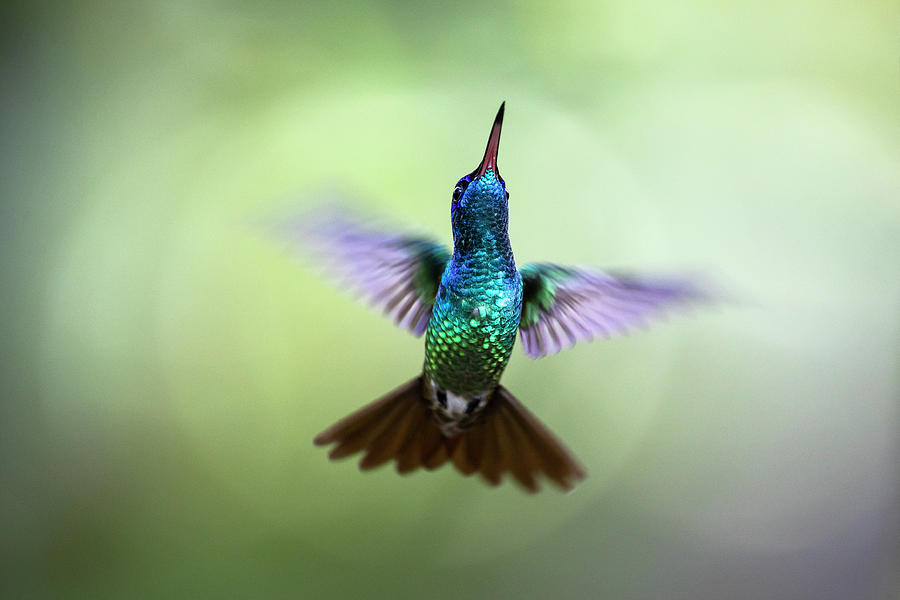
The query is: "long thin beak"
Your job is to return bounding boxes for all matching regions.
[471,102,505,180]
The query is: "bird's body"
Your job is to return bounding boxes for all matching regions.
[424,168,522,434]
[289,103,711,491]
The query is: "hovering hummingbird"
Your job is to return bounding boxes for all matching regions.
[290,102,709,492]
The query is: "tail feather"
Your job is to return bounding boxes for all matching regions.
[419,418,448,470]
[495,386,587,491]
[359,398,422,469]
[314,387,401,459]
[314,377,586,492]
[451,434,478,475]
[478,415,503,485]
[394,406,429,473]
[314,378,422,461]
[493,410,535,491]
[325,400,400,460]
[423,436,453,471]
[495,404,540,492]
[465,422,486,471]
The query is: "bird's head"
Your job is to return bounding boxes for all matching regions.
[449,102,510,253]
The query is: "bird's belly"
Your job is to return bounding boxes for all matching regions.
[423,295,521,395]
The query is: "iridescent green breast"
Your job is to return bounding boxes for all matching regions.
[424,255,522,395]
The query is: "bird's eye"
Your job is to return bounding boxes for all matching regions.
[452,185,464,203]
[505,190,510,200]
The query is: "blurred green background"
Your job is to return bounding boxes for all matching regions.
[2,1,898,599]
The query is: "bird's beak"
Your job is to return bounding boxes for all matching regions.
[471,102,505,181]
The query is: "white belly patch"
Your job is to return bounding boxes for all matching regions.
[424,378,491,437]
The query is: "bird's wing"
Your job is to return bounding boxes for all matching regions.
[518,263,711,358]
[280,207,450,336]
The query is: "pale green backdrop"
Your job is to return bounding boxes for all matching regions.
[2,1,898,599]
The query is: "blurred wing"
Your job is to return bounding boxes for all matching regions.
[280,208,450,336]
[518,263,711,358]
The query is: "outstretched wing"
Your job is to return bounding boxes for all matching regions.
[280,208,450,336]
[518,263,711,358]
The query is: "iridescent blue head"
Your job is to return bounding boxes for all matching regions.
[450,103,511,254]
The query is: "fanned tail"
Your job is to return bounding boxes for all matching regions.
[314,377,586,492]
[462,385,586,492]
[313,377,447,471]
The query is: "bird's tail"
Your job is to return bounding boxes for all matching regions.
[313,376,586,492]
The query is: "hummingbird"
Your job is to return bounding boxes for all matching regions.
[289,102,709,492]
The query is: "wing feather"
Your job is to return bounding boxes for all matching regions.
[280,208,450,337]
[519,263,712,358]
